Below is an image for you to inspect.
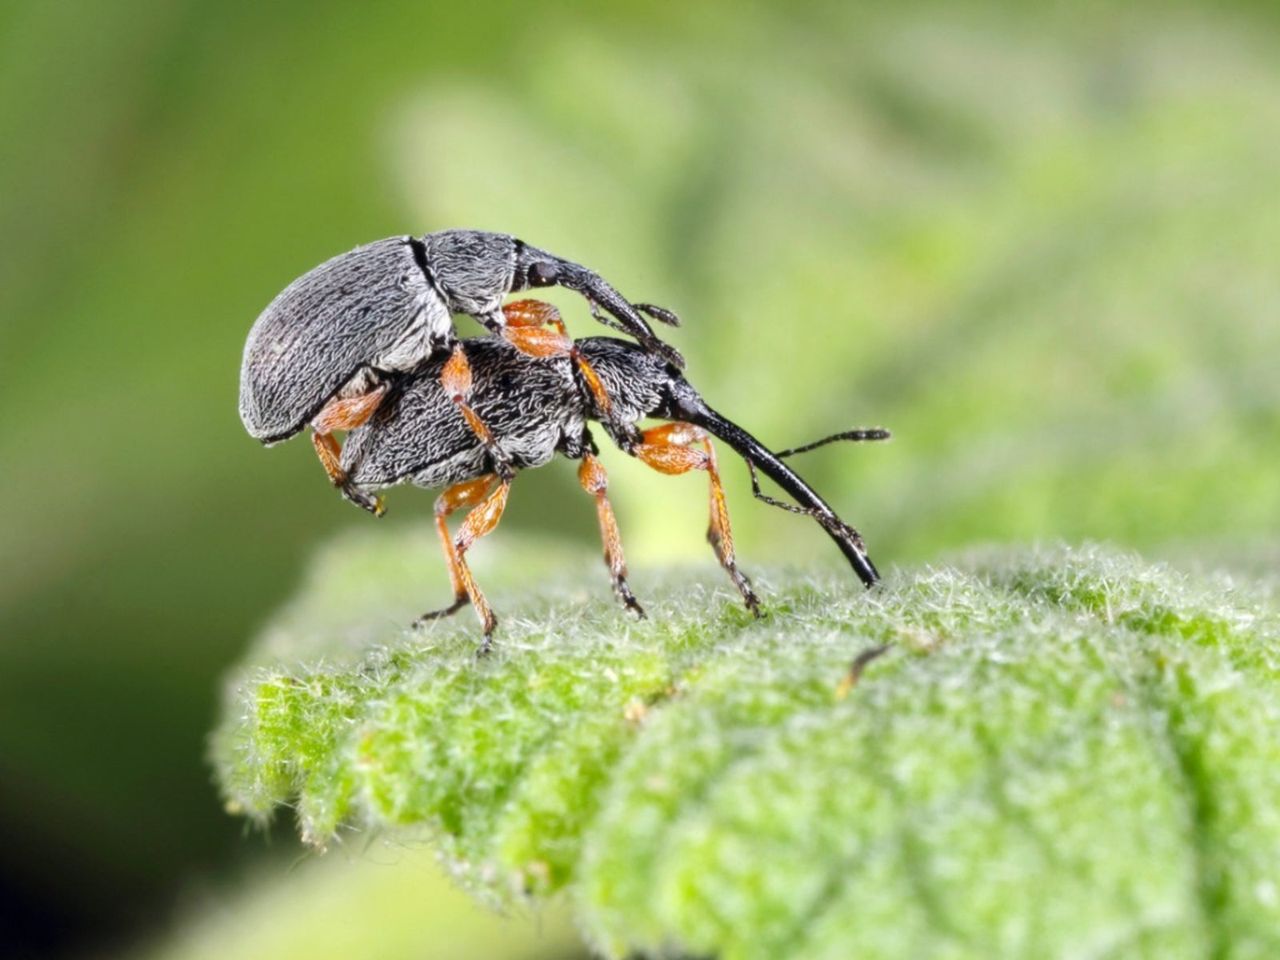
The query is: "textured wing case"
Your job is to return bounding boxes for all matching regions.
[239,237,448,442]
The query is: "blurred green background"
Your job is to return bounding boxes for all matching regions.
[2,0,1278,957]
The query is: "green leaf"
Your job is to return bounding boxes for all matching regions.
[213,530,1280,958]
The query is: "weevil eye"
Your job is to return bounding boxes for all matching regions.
[528,262,559,287]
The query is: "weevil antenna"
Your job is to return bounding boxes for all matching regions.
[745,428,890,525]
[774,427,890,458]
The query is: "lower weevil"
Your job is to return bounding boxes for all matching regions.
[339,332,887,650]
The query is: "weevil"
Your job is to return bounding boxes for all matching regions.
[339,333,887,651]
[238,230,682,512]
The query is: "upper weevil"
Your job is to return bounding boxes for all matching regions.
[237,229,682,511]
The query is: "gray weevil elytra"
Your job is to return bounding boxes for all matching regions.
[338,332,887,650]
[237,230,682,513]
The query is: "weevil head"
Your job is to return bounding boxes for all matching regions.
[420,230,592,309]
[239,237,446,443]
[510,242,625,317]
[511,241,569,293]
[514,244,686,368]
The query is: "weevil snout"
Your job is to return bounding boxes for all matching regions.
[541,261,685,368]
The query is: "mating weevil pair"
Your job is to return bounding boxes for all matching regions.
[238,229,887,650]
[239,229,680,514]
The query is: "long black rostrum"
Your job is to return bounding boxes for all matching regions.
[670,390,880,588]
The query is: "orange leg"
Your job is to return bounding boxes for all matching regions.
[311,431,344,484]
[447,302,615,476]
[420,476,494,621]
[441,345,495,443]
[631,423,761,617]
[416,474,512,650]
[310,383,390,514]
[441,343,515,482]
[311,384,389,434]
[502,299,613,416]
[573,353,614,418]
[501,298,574,356]
[578,453,644,618]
